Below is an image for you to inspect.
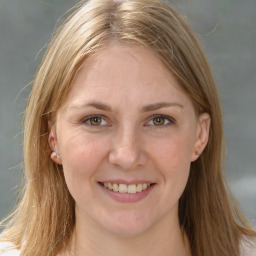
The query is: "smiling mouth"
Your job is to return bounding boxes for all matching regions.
[99,182,153,194]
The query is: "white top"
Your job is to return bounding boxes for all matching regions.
[0,239,256,255]
[0,242,20,256]
[240,237,256,256]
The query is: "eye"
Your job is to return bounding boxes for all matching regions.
[83,115,108,127]
[146,115,175,127]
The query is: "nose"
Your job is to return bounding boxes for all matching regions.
[108,129,147,170]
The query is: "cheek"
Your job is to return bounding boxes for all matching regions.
[150,136,190,209]
[58,132,109,192]
[150,132,193,171]
[149,132,194,197]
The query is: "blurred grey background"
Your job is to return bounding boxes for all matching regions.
[0,0,255,226]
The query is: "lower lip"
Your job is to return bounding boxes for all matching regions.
[99,183,155,203]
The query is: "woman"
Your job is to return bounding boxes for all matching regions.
[0,0,255,255]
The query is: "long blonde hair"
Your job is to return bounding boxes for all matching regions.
[1,0,255,255]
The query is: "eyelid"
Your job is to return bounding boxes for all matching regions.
[145,114,175,127]
[81,114,175,128]
[82,114,109,127]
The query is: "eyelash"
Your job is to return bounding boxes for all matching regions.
[82,114,175,128]
[82,115,108,127]
[146,114,175,128]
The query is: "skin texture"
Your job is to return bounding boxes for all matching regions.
[49,44,210,256]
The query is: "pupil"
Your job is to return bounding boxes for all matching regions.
[153,117,164,125]
[92,117,101,125]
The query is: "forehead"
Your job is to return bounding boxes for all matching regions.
[64,43,193,111]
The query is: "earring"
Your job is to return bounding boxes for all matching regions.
[195,151,200,156]
[51,151,60,158]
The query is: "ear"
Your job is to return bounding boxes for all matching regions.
[191,112,211,162]
[48,121,62,165]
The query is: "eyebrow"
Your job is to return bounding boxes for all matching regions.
[69,101,184,112]
[141,102,184,112]
[82,102,112,111]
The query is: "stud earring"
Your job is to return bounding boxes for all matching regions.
[195,151,200,156]
[51,151,60,159]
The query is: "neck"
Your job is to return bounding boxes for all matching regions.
[66,211,191,256]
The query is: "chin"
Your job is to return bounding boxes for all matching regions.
[99,211,155,238]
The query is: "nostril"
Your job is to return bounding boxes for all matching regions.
[108,146,143,170]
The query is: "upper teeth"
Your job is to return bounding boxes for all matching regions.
[103,183,151,193]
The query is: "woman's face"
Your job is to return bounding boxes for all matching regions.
[50,44,210,237]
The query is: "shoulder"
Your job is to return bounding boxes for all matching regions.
[240,236,256,256]
[0,242,20,256]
